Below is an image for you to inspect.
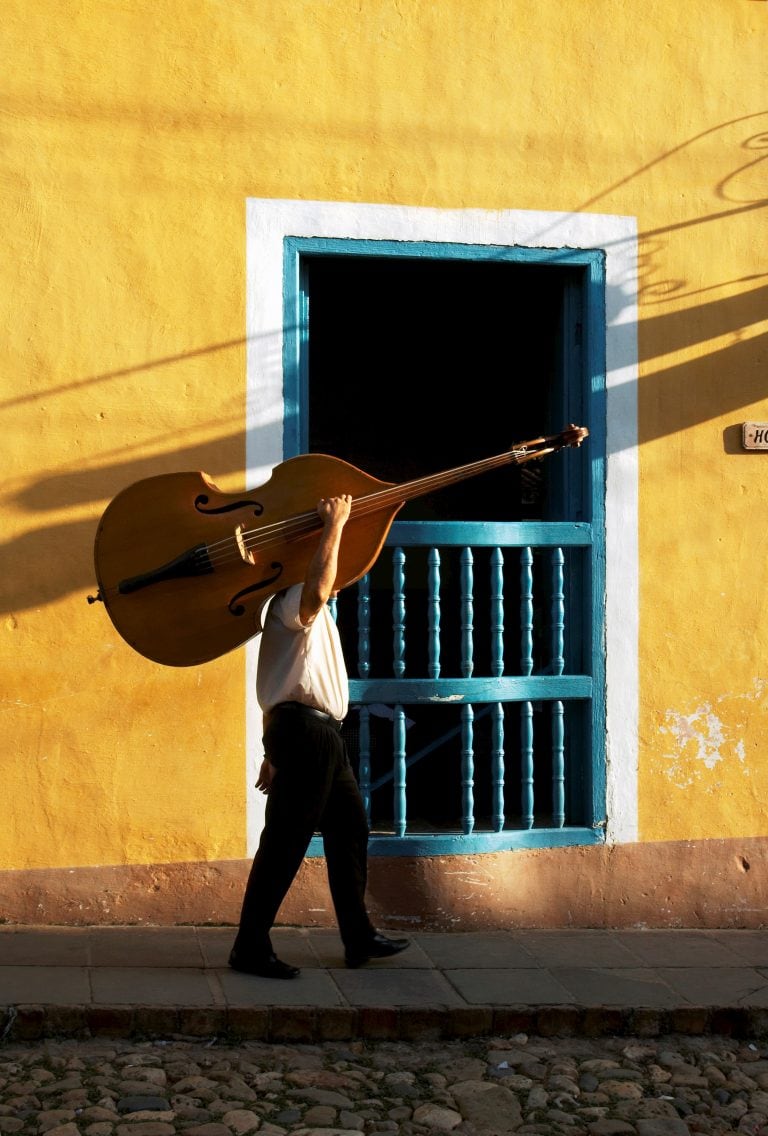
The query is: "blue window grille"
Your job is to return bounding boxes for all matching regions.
[310,519,604,856]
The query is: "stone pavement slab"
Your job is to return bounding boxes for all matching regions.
[2,925,768,1043]
[90,926,205,967]
[0,965,92,1004]
[513,929,651,968]
[612,929,756,967]
[220,966,345,1007]
[332,965,465,1006]
[89,966,221,1006]
[547,966,679,1008]
[443,966,575,1005]
[657,965,768,1006]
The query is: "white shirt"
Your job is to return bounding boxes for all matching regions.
[256,584,349,721]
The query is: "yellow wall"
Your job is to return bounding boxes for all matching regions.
[2,1,767,882]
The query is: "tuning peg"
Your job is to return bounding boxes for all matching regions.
[564,424,589,447]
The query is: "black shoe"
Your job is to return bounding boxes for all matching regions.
[228,950,300,979]
[345,932,411,969]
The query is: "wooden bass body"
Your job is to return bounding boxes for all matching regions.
[92,455,398,667]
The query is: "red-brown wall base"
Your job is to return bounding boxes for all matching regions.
[1,838,766,928]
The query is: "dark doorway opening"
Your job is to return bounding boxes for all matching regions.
[306,255,581,521]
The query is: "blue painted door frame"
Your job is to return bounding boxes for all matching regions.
[281,235,606,854]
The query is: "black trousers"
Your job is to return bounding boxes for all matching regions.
[233,705,375,957]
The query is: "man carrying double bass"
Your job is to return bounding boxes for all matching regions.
[228,493,410,979]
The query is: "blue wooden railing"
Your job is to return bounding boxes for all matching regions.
[308,520,603,857]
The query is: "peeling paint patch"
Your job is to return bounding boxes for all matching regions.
[661,702,725,784]
[660,683,765,788]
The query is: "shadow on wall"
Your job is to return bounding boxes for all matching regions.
[1,113,767,620]
[0,330,267,617]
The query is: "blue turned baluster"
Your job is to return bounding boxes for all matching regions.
[490,547,505,831]
[460,548,476,834]
[551,547,566,827]
[491,700,505,832]
[520,547,534,678]
[460,547,474,678]
[491,547,504,678]
[428,546,441,680]
[461,704,475,835]
[359,705,371,817]
[390,549,407,836]
[357,573,371,681]
[394,704,407,837]
[552,700,565,828]
[551,547,565,676]
[521,701,534,829]
[520,547,535,829]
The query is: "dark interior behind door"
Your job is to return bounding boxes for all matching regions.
[305,254,587,835]
[306,255,577,521]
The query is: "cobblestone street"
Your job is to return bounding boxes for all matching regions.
[3,1032,768,1136]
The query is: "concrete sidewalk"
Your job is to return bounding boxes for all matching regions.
[1,925,768,1043]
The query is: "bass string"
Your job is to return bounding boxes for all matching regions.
[204,446,535,569]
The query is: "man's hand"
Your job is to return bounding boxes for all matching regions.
[256,758,276,794]
[317,493,352,528]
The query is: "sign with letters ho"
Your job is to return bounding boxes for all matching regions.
[742,423,768,450]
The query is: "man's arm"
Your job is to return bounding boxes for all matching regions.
[299,494,352,626]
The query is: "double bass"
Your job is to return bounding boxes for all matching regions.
[89,425,588,666]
